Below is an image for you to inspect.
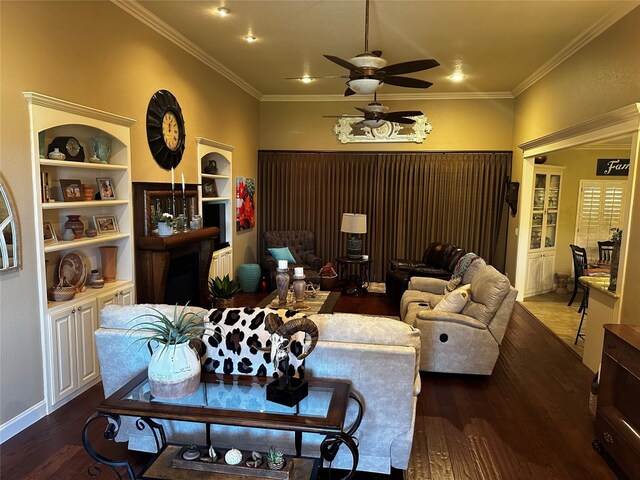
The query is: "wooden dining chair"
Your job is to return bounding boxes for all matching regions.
[568,244,589,308]
[598,240,615,264]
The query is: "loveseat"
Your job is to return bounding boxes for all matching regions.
[386,241,466,303]
[95,304,421,474]
[400,265,516,375]
[263,230,324,287]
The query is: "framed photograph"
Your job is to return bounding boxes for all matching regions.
[60,179,83,202]
[96,177,116,200]
[43,221,57,244]
[93,214,119,235]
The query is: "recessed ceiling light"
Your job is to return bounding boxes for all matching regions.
[244,35,257,43]
[216,7,230,17]
[448,60,465,82]
[300,76,313,84]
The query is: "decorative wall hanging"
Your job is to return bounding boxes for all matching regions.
[333,115,432,144]
[236,177,255,231]
[596,158,629,176]
[0,175,20,273]
[146,90,186,170]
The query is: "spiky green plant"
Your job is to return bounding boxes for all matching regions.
[128,304,207,356]
[266,446,284,465]
[208,274,241,300]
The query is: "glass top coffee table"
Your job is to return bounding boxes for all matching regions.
[82,371,362,480]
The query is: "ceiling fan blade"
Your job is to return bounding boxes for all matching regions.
[377,59,440,76]
[385,110,423,118]
[322,115,363,118]
[344,87,357,96]
[324,55,361,72]
[285,75,348,80]
[380,76,433,88]
[386,117,416,125]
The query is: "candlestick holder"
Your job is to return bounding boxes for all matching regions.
[276,266,290,307]
[181,191,189,231]
[292,272,308,310]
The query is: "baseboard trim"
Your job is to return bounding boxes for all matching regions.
[0,400,46,444]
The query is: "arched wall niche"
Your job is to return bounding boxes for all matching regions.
[515,103,640,326]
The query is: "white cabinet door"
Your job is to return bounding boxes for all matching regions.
[525,254,543,296]
[96,288,120,310]
[75,299,99,388]
[49,309,77,405]
[118,285,134,305]
[220,248,233,279]
[541,252,556,292]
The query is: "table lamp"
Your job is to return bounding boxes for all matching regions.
[341,213,367,259]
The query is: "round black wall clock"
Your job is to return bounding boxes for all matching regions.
[146,90,186,170]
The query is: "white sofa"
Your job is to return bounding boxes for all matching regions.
[95,305,421,474]
[400,265,517,375]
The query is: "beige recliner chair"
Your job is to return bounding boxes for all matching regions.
[401,265,517,375]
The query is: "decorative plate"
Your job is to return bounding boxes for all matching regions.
[58,252,87,289]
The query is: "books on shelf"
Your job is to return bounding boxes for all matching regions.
[41,172,50,203]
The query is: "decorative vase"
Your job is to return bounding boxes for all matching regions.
[213,297,232,308]
[64,215,84,239]
[276,266,290,307]
[238,264,261,293]
[147,341,201,399]
[90,137,111,164]
[48,147,65,160]
[204,159,218,174]
[608,240,621,292]
[268,459,285,470]
[82,184,95,201]
[88,269,105,289]
[62,228,75,241]
[157,222,173,237]
[99,245,118,283]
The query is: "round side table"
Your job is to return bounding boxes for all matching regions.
[335,256,371,295]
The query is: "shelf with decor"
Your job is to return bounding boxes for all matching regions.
[196,137,234,280]
[25,91,136,411]
[525,165,564,297]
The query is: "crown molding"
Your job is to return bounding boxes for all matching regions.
[512,3,638,97]
[575,142,632,151]
[195,137,235,152]
[23,92,136,126]
[260,91,514,102]
[519,103,640,157]
[111,0,262,100]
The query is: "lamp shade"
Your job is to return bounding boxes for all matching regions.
[347,78,381,95]
[341,213,367,234]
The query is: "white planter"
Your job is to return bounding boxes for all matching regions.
[148,342,200,399]
[157,222,174,236]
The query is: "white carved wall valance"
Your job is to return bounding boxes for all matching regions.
[333,116,433,144]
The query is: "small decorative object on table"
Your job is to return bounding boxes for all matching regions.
[266,447,285,470]
[182,444,201,461]
[275,260,290,307]
[204,158,218,174]
[88,269,105,289]
[48,148,65,160]
[99,245,118,283]
[208,274,240,308]
[47,278,76,302]
[238,263,262,293]
[153,211,174,237]
[319,263,338,290]
[128,304,215,399]
[90,136,111,164]
[224,448,243,465]
[64,214,84,239]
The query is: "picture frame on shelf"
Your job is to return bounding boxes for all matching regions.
[203,180,218,198]
[96,177,116,200]
[43,220,57,244]
[94,214,119,235]
[60,179,82,202]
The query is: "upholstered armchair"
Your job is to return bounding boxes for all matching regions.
[263,230,324,287]
[400,265,517,375]
[386,241,466,303]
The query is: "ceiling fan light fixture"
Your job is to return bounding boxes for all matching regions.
[299,76,314,84]
[350,55,387,69]
[216,7,230,17]
[362,118,386,129]
[348,78,381,94]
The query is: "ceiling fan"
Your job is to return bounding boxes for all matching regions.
[325,0,439,96]
[324,93,423,129]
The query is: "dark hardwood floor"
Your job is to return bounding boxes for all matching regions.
[0,292,624,480]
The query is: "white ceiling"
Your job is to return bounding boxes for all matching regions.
[131,0,638,99]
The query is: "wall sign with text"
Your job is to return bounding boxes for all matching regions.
[596,158,629,176]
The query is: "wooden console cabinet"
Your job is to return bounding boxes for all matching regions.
[593,324,640,477]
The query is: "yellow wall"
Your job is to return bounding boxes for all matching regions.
[260,98,514,151]
[506,6,640,285]
[0,1,259,425]
[545,149,630,273]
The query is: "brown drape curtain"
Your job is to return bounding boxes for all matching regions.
[258,151,511,282]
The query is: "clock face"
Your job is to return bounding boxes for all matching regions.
[162,111,180,151]
[146,90,186,170]
[66,137,81,156]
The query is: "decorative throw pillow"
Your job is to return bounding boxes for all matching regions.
[268,247,296,263]
[434,284,472,313]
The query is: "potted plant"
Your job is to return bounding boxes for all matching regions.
[130,305,208,399]
[208,274,241,308]
[266,446,285,470]
[152,211,175,237]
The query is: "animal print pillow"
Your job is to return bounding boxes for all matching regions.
[202,307,308,379]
